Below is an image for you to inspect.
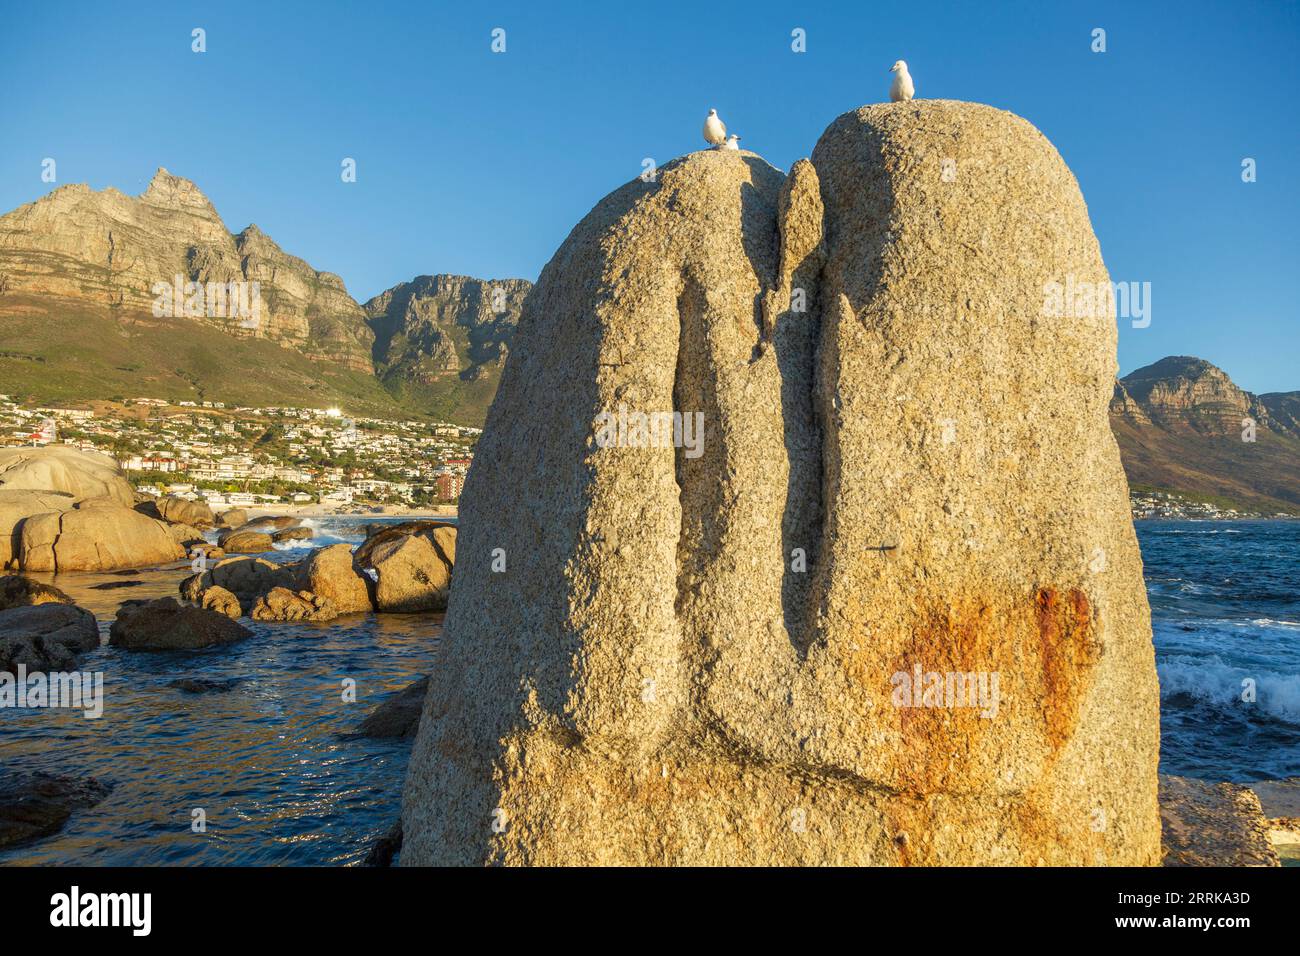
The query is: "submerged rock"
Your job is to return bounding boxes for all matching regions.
[355,676,429,739]
[400,101,1160,865]
[109,597,252,651]
[0,770,112,849]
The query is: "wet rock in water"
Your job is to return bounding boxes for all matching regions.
[1248,778,1300,855]
[181,555,289,603]
[199,585,243,619]
[0,574,74,610]
[88,580,145,590]
[272,527,314,543]
[400,101,1161,865]
[19,501,186,572]
[370,535,450,612]
[355,676,429,739]
[298,543,374,613]
[109,597,252,651]
[1160,775,1280,866]
[0,604,100,672]
[218,530,275,554]
[168,677,240,694]
[215,509,247,529]
[363,818,404,866]
[0,770,112,850]
[250,586,337,623]
[166,523,207,549]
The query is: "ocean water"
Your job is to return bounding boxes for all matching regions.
[1139,520,1300,782]
[1,515,1295,864]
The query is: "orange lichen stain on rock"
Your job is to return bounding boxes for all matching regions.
[1034,586,1103,754]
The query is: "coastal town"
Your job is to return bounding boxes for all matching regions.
[0,393,476,511]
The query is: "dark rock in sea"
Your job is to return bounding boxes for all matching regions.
[0,770,112,849]
[109,597,252,651]
[363,818,403,866]
[168,677,241,694]
[88,580,145,590]
[0,574,74,610]
[272,527,314,543]
[0,604,100,672]
[354,676,428,739]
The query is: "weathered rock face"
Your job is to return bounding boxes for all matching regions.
[109,597,252,651]
[215,509,247,529]
[401,101,1160,866]
[181,555,288,603]
[19,501,185,572]
[355,677,429,739]
[199,585,242,619]
[0,447,133,506]
[1,491,73,568]
[365,275,531,383]
[0,169,374,371]
[250,587,336,623]
[1160,775,1280,866]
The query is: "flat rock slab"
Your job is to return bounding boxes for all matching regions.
[0,770,111,850]
[1160,774,1280,867]
[1249,778,1300,848]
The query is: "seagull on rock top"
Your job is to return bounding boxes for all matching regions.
[703,109,727,147]
[723,134,742,151]
[889,60,915,102]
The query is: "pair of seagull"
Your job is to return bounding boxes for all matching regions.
[702,59,915,150]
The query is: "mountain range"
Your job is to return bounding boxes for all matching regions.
[1110,356,1300,512]
[0,169,530,424]
[0,172,1295,511]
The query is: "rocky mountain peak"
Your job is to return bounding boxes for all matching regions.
[140,167,222,220]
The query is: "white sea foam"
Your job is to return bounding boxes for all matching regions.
[1158,654,1300,725]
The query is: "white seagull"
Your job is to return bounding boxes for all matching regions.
[889,60,915,102]
[703,109,727,147]
[723,134,742,151]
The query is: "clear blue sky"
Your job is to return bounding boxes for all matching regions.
[1,0,1296,392]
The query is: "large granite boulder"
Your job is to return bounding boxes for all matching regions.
[215,509,247,529]
[371,534,451,612]
[181,555,289,603]
[155,495,215,529]
[109,597,252,651]
[400,102,1160,865]
[0,603,100,672]
[0,446,134,506]
[219,529,275,553]
[355,521,455,569]
[0,490,74,569]
[18,500,185,572]
[298,543,374,613]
